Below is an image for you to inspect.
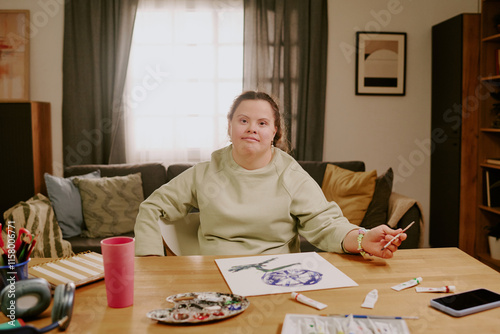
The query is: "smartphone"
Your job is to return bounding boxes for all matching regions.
[430,288,500,317]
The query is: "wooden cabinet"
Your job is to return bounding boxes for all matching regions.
[0,102,52,224]
[477,0,500,271]
[430,14,480,254]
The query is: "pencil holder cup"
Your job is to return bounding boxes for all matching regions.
[0,259,30,291]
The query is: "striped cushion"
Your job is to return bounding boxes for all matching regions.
[2,194,73,258]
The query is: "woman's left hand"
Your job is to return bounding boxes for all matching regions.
[361,225,407,259]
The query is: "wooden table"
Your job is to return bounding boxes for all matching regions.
[3,248,500,333]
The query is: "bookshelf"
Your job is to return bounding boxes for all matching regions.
[477,0,500,271]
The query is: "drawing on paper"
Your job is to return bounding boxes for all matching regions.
[229,257,323,287]
[216,253,358,296]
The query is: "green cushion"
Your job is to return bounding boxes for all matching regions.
[73,173,144,238]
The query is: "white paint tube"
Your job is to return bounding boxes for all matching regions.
[291,292,327,310]
[415,285,455,293]
[391,277,423,291]
[361,289,378,308]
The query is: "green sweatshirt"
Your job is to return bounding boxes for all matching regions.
[134,145,358,256]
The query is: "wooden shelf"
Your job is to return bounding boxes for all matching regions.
[479,204,500,215]
[481,128,500,133]
[480,75,500,82]
[481,163,500,169]
[483,33,500,43]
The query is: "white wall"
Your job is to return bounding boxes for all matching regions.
[1,0,65,175]
[325,0,480,246]
[1,0,481,246]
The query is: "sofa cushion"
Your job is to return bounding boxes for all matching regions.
[44,170,101,238]
[360,168,394,229]
[166,164,194,182]
[65,162,168,198]
[321,164,377,225]
[73,173,144,238]
[298,161,365,186]
[2,194,73,258]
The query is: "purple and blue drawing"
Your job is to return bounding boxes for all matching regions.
[228,257,322,287]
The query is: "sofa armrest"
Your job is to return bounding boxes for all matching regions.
[299,192,424,252]
[394,205,421,249]
[387,192,424,248]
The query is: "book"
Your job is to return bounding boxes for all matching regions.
[487,170,491,207]
[497,49,500,76]
[28,251,104,287]
[485,170,500,208]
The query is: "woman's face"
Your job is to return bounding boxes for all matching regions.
[228,100,277,157]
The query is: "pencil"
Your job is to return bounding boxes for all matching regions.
[24,234,38,260]
[381,221,416,251]
[325,314,419,320]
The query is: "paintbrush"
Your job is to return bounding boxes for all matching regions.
[381,221,415,251]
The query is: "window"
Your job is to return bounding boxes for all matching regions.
[124,0,243,165]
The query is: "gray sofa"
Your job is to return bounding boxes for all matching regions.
[64,161,422,254]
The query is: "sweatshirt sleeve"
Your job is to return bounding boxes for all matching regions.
[134,167,198,256]
[287,167,359,253]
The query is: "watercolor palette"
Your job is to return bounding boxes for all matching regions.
[281,314,411,334]
[147,292,250,324]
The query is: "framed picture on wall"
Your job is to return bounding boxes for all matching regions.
[355,32,406,96]
[0,10,30,101]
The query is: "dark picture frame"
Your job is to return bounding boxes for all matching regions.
[355,32,406,96]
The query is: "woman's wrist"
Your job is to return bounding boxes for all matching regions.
[342,228,367,254]
[357,228,372,256]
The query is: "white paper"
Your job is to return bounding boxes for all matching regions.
[215,252,358,297]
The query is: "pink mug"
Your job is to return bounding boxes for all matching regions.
[100,237,135,308]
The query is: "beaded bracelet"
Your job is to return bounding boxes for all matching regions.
[357,228,371,257]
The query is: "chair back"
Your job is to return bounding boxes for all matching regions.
[157,214,200,255]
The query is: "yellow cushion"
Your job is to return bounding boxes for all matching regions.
[321,164,377,225]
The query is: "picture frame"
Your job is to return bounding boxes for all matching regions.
[355,31,406,96]
[0,10,30,101]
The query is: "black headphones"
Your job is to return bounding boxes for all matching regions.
[0,278,75,333]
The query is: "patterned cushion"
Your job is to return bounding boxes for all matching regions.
[2,194,73,258]
[73,173,144,238]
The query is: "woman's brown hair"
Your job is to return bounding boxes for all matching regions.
[227,91,289,153]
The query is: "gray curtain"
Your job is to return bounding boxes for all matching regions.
[243,0,328,160]
[62,0,138,166]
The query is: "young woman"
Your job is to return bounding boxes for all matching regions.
[134,91,406,257]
